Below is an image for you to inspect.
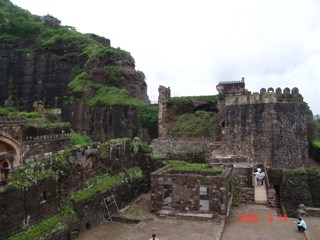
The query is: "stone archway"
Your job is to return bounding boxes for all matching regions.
[0,134,21,184]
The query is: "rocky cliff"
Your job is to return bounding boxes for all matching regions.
[0,0,155,142]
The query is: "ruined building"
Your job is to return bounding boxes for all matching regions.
[151,79,319,216]
[155,79,314,169]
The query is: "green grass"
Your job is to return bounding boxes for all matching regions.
[86,86,141,106]
[312,140,320,148]
[169,93,224,104]
[164,160,222,173]
[71,129,92,147]
[170,111,219,138]
[0,107,44,120]
[138,104,158,127]
[67,72,88,93]
[71,167,144,203]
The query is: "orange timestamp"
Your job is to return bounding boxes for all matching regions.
[238,214,288,222]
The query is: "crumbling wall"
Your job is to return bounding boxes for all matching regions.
[150,165,232,216]
[151,137,216,162]
[0,139,152,240]
[0,179,59,239]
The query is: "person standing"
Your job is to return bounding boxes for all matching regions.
[150,234,159,240]
[253,171,260,186]
[260,170,266,186]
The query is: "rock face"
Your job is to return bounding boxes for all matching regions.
[62,103,155,143]
[0,33,152,142]
[0,48,74,111]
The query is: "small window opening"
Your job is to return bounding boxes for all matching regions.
[40,191,46,203]
[0,205,7,217]
[85,222,91,229]
[199,186,209,211]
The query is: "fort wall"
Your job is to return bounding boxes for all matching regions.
[224,103,308,168]
[0,139,152,240]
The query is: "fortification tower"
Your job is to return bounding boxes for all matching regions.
[216,77,246,97]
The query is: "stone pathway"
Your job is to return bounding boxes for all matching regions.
[254,184,268,204]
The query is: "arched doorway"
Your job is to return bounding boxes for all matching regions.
[0,160,10,184]
[0,134,21,184]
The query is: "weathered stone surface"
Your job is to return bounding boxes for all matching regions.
[224,103,308,168]
[150,165,232,216]
[62,104,155,143]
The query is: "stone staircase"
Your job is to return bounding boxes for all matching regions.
[254,184,268,204]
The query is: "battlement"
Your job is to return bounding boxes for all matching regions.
[225,87,303,106]
[218,79,245,85]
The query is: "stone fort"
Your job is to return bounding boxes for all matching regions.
[0,78,319,239]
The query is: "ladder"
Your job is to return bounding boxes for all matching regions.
[101,193,121,224]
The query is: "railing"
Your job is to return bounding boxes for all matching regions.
[252,165,256,187]
[263,161,270,204]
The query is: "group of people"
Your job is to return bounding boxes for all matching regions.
[253,167,265,186]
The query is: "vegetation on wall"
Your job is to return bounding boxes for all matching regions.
[85,87,141,107]
[8,166,145,240]
[71,166,144,203]
[5,154,68,190]
[163,160,222,173]
[0,106,43,120]
[169,93,224,104]
[169,111,220,138]
[0,1,149,111]
[8,202,76,240]
[232,178,240,205]
[138,104,158,127]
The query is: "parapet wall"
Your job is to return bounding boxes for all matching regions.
[226,87,303,106]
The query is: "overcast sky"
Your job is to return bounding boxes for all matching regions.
[11,0,320,114]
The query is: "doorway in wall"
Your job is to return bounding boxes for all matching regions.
[162,184,172,207]
[199,186,209,211]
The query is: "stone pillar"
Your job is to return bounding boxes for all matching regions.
[158,86,171,137]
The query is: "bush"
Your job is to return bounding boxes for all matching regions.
[138,104,158,127]
[86,87,141,106]
[71,129,92,147]
[170,111,219,138]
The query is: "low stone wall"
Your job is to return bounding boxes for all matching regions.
[0,179,59,239]
[268,188,277,207]
[233,167,252,188]
[151,137,218,162]
[150,165,233,216]
[239,188,254,203]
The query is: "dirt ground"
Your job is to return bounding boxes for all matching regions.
[77,192,223,240]
[77,192,320,240]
